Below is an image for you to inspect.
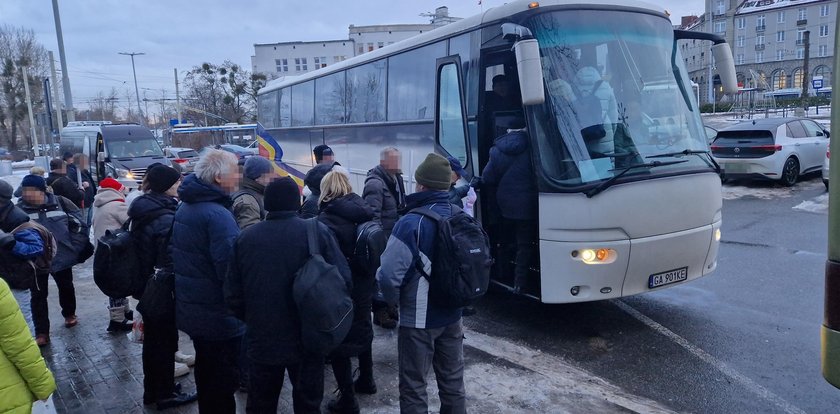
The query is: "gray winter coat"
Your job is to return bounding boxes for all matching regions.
[92,188,128,241]
[362,165,405,237]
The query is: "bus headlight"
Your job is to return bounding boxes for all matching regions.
[715,228,721,242]
[573,248,617,264]
[115,168,134,180]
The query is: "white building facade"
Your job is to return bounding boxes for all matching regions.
[251,6,460,79]
[680,0,835,102]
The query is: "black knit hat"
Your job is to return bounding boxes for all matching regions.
[21,174,47,192]
[264,176,301,212]
[146,164,182,193]
[415,153,452,191]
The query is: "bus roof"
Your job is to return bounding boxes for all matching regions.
[259,0,667,95]
[171,124,258,134]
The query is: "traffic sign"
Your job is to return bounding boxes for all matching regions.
[813,77,824,90]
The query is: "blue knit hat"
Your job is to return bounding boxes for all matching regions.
[244,156,273,180]
[20,175,47,192]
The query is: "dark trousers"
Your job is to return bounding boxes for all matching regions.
[356,346,374,383]
[247,358,322,414]
[193,336,243,414]
[142,315,178,403]
[29,268,76,335]
[513,219,538,290]
[330,357,354,396]
[398,320,466,414]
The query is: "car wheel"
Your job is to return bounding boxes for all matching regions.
[780,157,799,187]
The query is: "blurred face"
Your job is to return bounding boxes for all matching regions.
[165,180,181,198]
[216,162,241,194]
[257,170,278,187]
[321,154,335,164]
[382,151,401,174]
[451,170,459,184]
[22,187,45,206]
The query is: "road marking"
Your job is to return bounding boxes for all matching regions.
[615,300,807,414]
[464,328,677,414]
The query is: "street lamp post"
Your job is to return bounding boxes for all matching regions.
[118,52,146,126]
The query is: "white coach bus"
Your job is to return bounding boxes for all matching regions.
[256,0,738,303]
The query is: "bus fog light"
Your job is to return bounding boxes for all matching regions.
[570,286,580,296]
[580,249,596,262]
[576,248,617,264]
[715,228,721,241]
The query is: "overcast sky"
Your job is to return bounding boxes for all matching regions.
[1,0,704,111]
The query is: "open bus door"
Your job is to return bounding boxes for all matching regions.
[434,55,472,176]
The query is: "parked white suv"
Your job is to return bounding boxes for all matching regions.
[711,118,830,186]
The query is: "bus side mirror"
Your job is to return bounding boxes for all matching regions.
[514,39,545,106]
[712,43,738,94]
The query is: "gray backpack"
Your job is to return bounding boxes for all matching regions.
[293,219,354,355]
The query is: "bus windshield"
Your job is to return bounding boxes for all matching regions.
[106,137,164,159]
[527,10,710,188]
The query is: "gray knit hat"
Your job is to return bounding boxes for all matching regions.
[414,153,452,191]
[0,179,12,202]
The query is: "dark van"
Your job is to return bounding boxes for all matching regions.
[59,121,170,188]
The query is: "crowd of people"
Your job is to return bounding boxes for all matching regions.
[0,128,537,413]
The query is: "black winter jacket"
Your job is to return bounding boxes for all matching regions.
[67,165,95,208]
[299,162,338,219]
[0,202,29,233]
[46,173,84,208]
[362,165,405,237]
[127,192,178,282]
[319,194,375,357]
[481,130,538,221]
[226,212,351,365]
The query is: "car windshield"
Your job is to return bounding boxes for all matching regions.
[526,10,711,188]
[106,137,165,158]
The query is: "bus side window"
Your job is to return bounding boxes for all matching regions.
[436,60,468,165]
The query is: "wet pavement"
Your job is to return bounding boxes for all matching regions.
[13,254,665,413]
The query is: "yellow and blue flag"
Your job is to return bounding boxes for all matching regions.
[255,123,305,189]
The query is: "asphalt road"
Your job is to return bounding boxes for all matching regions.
[466,174,840,413]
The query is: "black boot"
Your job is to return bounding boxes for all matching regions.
[353,376,377,395]
[107,320,133,332]
[156,391,198,410]
[327,392,360,414]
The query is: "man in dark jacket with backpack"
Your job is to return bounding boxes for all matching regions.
[378,153,466,414]
[226,176,351,413]
[481,127,538,294]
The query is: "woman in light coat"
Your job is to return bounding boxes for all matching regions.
[0,278,56,413]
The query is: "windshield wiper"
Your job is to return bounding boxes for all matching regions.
[585,159,688,198]
[646,149,720,174]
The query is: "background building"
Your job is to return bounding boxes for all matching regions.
[251,6,460,79]
[680,0,835,103]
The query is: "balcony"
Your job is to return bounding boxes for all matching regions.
[797,19,808,26]
[755,44,766,51]
[756,25,766,32]
[796,39,807,45]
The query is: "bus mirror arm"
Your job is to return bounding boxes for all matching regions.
[673,30,738,94]
[501,23,534,41]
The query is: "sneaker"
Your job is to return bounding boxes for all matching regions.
[353,377,377,395]
[373,308,396,329]
[326,392,360,414]
[156,391,198,410]
[35,334,50,347]
[174,351,196,367]
[107,320,133,333]
[174,361,190,378]
[64,315,78,328]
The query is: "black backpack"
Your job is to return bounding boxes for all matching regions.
[293,219,354,355]
[93,210,169,298]
[354,221,386,276]
[410,205,492,308]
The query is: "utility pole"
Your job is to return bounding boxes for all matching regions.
[174,68,182,124]
[802,30,811,100]
[823,11,840,390]
[48,51,64,131]
[22,67,39,156]
[119,52,146,125]
[707,0,714,105]
[51,0,74,122]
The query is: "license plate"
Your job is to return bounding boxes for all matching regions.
[648,267,688,289]
[723,163,748,173]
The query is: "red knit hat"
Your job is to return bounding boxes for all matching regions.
[99,177,125,192]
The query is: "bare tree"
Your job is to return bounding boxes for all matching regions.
[184,61,265,125]
[0,25,48,150]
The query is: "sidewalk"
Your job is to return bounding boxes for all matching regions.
[12,258,673,413]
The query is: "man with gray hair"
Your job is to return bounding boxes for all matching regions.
[171,149,245,413]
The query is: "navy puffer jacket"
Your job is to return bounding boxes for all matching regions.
[172,174,244,340]
[481,130,538,221]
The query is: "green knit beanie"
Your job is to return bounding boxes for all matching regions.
[415,153,452,191]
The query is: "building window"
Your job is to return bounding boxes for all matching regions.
[737,17,746,29]
[798,8,807,21]
[377,42,384,49]
[737,54,745,64]
[821,4,830,17]
[798,29,806,42]
[757,15,766,27]
[821,25,830,37]
[776,49,785,61]
[792,69,803,88]
[737,35,745,47]
[367,43,374,52]
[275,58,288,72]
[715,0,724,15]
[756,51,764,63]
[796,47,805,59]
[777,11,785,23]
[776,31,785,42]
[313,56,327,69]
[772,70,787,89]
[819,44,828,57]
[294,57,308,71]
[757,34,765,45]
[714,21,726,33]
[358,45,364,54]
[333,56,345,63]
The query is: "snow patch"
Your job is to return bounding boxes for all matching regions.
[793,193,829,214]
[12,160,34,169]
[722,180,821,200]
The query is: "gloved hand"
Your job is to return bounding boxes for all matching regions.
[469,176,483,189]
[0,230,16,250]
